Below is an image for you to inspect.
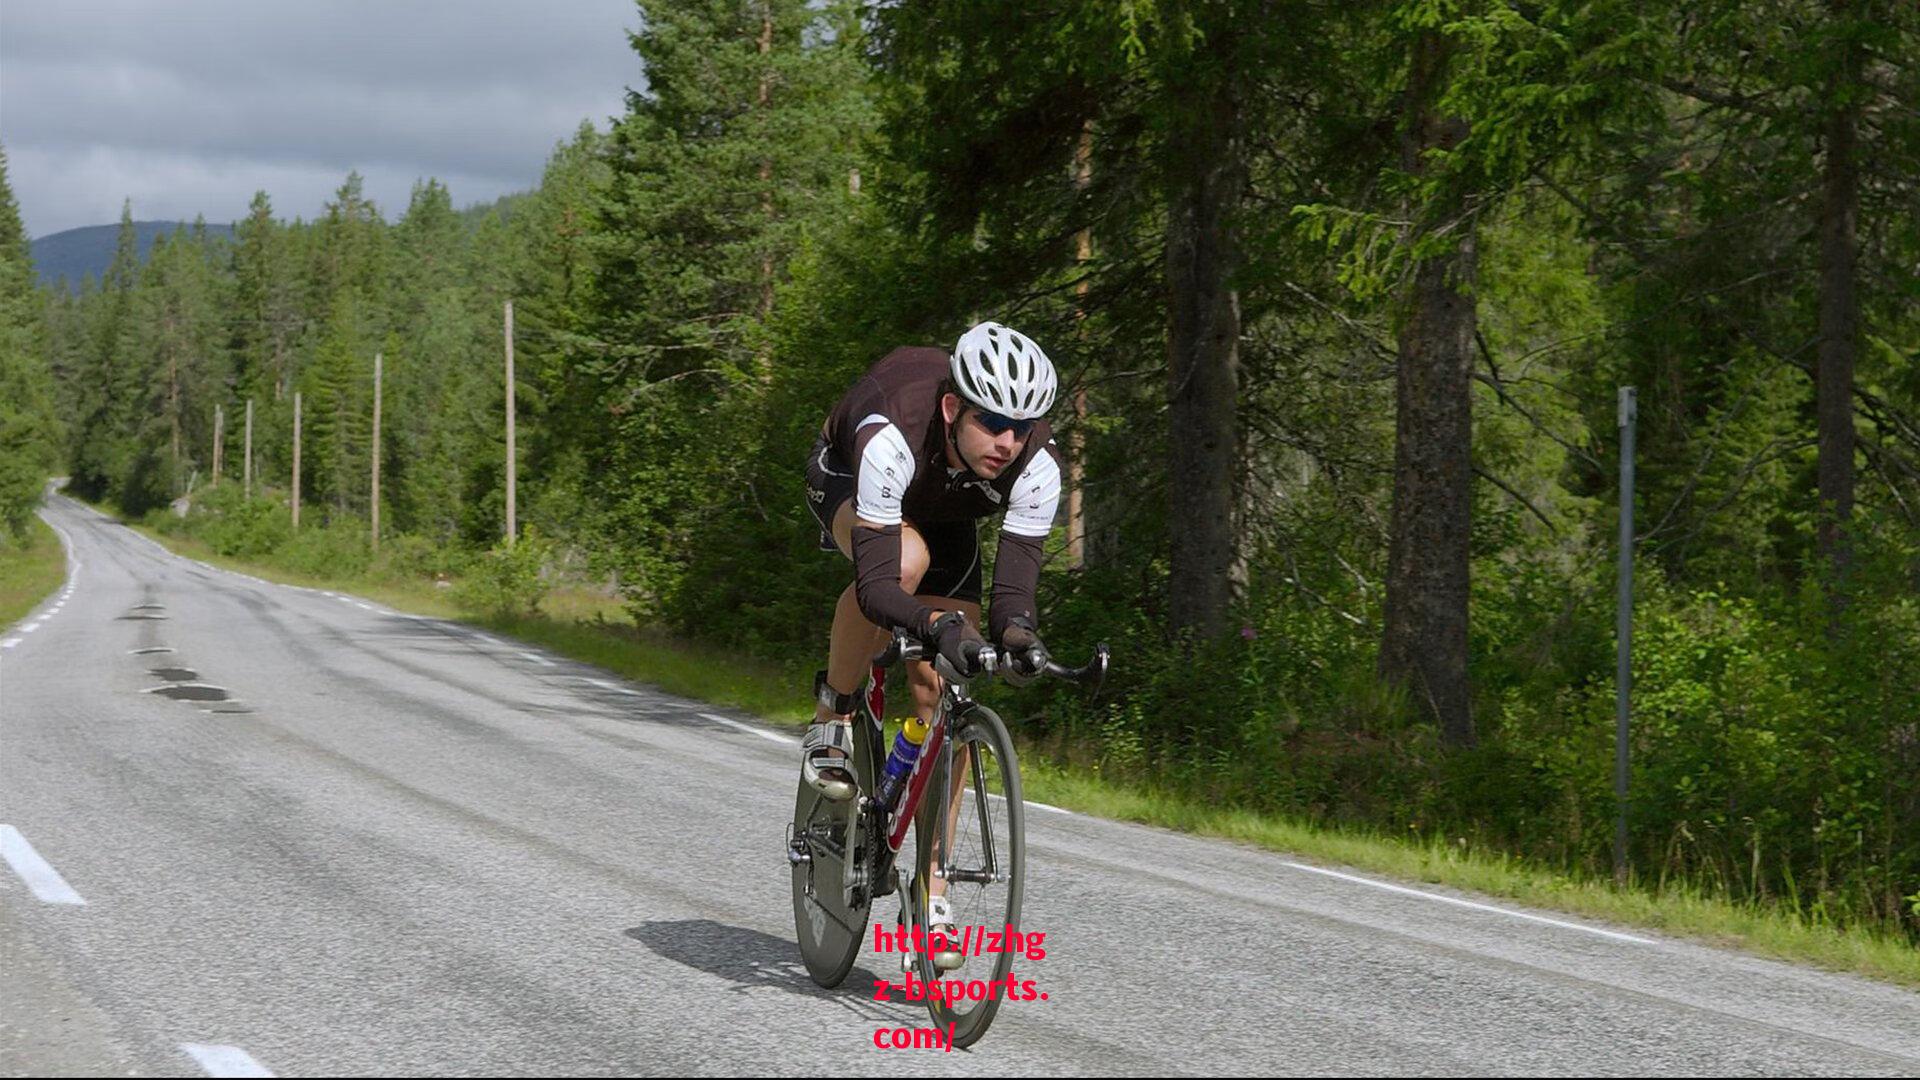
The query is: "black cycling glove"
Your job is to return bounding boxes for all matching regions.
[927,611,987,677]
[999,617,1050,683]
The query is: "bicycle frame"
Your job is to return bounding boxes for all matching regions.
[883,683,955,853]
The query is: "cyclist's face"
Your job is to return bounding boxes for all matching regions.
[942,393,1028,479]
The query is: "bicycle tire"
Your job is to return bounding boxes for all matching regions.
[791,703,885,988]
[909,703,1024,1048]
[791,778,869,987]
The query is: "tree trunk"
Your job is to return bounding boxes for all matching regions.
[1379,28,1477,749]
[1816,0,1860,602]
[756,1,776,382]
[1069,122,1093,570]
[1164,75,1245,642]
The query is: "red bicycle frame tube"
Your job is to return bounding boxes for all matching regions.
[866,664,887,722]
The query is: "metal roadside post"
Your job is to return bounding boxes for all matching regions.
[1615,386,1636,886]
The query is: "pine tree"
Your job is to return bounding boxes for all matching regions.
[0,143,61,538]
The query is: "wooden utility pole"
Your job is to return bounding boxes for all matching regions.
[371,352,382,553]
[292,391,302,529]
[244,399,254,500]
[212,404,224,484]
[505,300,517,547]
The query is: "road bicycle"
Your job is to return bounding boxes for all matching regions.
[788,630,1107,1048]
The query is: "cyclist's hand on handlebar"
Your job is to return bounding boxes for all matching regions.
[999,621,1050,685]
[927,611,987,676]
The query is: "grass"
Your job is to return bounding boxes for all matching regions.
[0,515,66,630]
[94,499,1920,989]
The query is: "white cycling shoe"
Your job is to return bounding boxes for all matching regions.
[801,719,856,802]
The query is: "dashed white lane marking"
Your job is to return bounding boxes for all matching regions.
[179,1043,275,1078]
[0,825,87,905]
[586,678,641,696]
[1279,861,1656,945]
[352,601,375,611]
[1,638,21,649]
[472,633,504,647]
[699,712,793,746]
[518,651,556,667]
[21,622,40,633]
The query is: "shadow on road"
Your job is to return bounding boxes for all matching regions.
[625,918,905,1021]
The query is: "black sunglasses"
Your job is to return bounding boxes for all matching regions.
[972,408,1036,438]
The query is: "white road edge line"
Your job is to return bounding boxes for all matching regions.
[179,1043,275,1078]
[982,791,1072,815]
[518,651,556,667]
[0,825,87,905]
[586,678,641,696]
[699,712,793,746]
[1,638,21,649]
[1280,861,1656,945]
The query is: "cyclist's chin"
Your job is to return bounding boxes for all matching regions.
[974,455,1011,478]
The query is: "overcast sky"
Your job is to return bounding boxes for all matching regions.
[1,1,642,238]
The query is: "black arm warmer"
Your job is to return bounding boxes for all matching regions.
[988,530,1047,644]
[849,524,935,639]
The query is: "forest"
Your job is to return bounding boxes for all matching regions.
[0,0,1914,944]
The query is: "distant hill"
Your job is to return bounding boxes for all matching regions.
[30,221,236,292]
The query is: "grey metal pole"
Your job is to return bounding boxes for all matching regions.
[1615,386,1636,886]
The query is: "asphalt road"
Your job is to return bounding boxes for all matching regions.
[3,493,1917,1077]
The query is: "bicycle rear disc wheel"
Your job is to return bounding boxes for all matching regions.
[792,753,873,986]
[911,704,1024,1048]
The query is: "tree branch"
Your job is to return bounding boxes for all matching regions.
[1473,463,1561,534]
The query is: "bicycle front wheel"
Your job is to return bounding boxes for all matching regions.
[910,703,1025,1049]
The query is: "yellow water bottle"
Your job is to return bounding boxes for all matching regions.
[877,714,930,811]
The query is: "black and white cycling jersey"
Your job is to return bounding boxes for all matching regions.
[813,347,1062,643]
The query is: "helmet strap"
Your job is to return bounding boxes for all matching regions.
[945,408,988,479]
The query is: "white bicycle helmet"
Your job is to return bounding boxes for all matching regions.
[950,321,1058,420]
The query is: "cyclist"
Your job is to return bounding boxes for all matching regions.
[801,320,1061,968]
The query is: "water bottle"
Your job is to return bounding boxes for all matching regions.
[875,713,930,812]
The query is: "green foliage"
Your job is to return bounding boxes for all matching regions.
[455,527,556,618]
[189,482,292,558]
[278,516,373,579]
[0,145,61,536]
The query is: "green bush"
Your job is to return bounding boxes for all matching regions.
[455,526,556,617]
[372,532,471,584]
[279,516,372,579]
[191,483,292,559]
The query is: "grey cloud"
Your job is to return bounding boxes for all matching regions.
[1,0,642,236]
